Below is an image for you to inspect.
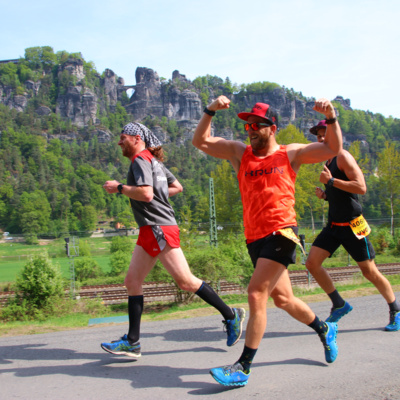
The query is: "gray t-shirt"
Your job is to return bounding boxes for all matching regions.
[126,149,177,227]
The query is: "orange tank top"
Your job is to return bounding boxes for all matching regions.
[238,145,297,241]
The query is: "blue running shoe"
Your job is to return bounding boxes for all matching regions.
[385,310,400,332]
[210,362,250,387]
[223,308,246,346]
[326,301,353,323]
[101,334,141,358]
[318,322,338,363]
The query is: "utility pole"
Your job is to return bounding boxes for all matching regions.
[64,237,79,299]
[209,178,218,247]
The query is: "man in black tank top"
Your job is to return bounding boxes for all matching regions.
[306,120,400,332]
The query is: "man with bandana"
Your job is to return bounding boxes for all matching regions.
[101,122,245,358]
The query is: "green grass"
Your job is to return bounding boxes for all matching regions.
[0,237,119,283]
[2,276,399,337]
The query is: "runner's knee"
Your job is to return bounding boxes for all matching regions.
[175,276,199,292]
[305,257,320,272]
[272,293,291,310]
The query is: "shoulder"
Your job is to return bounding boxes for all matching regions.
[135,149,153,163]
[337,150,356,167]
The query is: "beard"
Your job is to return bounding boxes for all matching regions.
[121,143,135,159]
[250,134,269,151]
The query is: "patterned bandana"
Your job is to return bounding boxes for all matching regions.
[121,122,162,148]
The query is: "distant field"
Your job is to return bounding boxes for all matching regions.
[0,236,124,283]
[0,233,399,284]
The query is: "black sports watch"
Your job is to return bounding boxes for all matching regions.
[326,178,335,188]
[117,184,123,194]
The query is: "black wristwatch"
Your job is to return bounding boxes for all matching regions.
[117,184,123,194]
[326,178,335,188]
[325,117,337,124]
[203,107,216,116]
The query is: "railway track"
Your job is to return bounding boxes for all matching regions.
[1,263,400,306]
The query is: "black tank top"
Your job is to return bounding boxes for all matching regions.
[325,157,363,223]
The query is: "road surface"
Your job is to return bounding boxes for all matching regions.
[1,293,399,399]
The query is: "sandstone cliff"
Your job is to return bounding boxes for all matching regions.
[0,57,352,144]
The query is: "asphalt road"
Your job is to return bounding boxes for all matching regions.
[1,293,399,400]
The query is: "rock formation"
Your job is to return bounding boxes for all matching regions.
[0,56,353,145]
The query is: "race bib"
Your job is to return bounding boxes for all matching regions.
[349,215,371,239]
[274,228,306,255]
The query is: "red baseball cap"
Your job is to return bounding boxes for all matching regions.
[310,120,327,135]
[238,103,278,126]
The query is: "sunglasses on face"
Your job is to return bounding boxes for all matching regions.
[244,122,272,131]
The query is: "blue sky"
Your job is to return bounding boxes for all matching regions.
[1,0,399,118]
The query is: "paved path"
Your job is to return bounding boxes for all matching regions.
[1,293,399,400]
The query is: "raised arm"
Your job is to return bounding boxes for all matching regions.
[289,98,343,171]
[192,95,246,173]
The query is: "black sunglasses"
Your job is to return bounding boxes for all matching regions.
[244,122,272,131]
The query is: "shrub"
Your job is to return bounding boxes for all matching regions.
[370,228,395,254]
[108,250,131,276]
[15,252,64,309]
[110,236,134,253]
[74,257,103,281]
[78,240,92,257]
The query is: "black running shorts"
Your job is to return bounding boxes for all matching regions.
[247,227,298,268]
[312,224,375,262]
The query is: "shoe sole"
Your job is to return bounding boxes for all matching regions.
[384,325,400,332]
[209,371,248,387]
[228,308,246,347]
[326,304,353,323]
[101,345,141,358]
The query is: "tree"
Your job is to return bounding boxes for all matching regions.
[18,190,51,241]
[115,209,137,235]
[211,161,242,230]
[377,142,400,235]
[80,205,97,232]
[348,141,370,174]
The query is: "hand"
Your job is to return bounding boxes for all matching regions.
[207,95,231,112]
[315,187,326,200]
[103,180,120,194]
[319,165,332,184]
[313,98,336,119]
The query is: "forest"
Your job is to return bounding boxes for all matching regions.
[1,46,400,244]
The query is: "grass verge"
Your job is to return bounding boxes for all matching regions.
[1,277,399,338]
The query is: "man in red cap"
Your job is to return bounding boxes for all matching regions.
[306,120,400,331]
[193,95,343,387]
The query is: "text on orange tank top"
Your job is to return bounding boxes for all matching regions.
[238,145,297,241]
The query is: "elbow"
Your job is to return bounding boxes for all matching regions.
[192,137,201,149]
[360,186,367,195]
[143,189,154,202]
[177,184,183,194]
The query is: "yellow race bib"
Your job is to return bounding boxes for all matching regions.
[274,228,306,255]
[349,215,371,239]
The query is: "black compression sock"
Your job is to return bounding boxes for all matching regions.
[127,295,143,343]
[328,289,345,309]
[237,345,258,373]
[195,281,235,321]
[308,316,328,335]
[388,298,400,312]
